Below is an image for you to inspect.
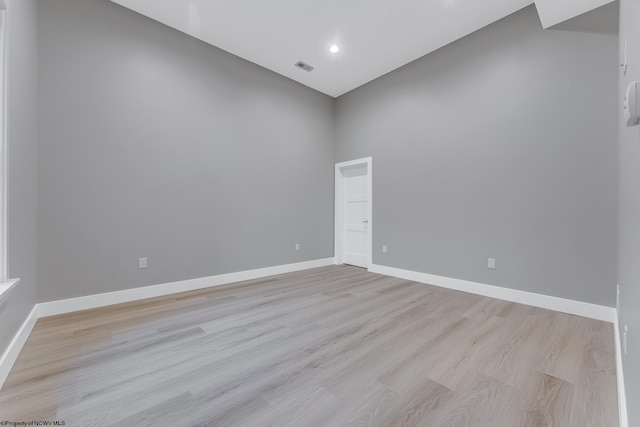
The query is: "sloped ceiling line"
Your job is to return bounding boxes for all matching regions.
[109,0,615,97]
[534,0,615,28]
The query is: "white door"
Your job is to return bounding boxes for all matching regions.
[342,164,369,268]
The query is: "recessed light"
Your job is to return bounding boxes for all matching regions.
[330,45,340,53]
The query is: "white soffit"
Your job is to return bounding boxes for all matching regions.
[534,0,616,28]
[109,0,533,97]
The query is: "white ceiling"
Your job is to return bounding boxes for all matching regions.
[535,0,614,28]
[109,0,615,98]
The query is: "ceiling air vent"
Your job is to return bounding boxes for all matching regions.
[294,61,314,72]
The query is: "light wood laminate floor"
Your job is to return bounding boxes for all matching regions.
[0,265,618,426]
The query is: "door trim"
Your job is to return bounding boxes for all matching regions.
[334,157,372,268]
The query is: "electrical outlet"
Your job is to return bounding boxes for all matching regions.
[488,258,496,270]
[138,257,147,269]
[382,245,388,254]
[623,325,628,356]
[295,243,300,252]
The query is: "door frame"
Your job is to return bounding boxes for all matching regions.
[334,157,372,268]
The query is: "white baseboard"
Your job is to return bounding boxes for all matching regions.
[614,316,629,427]
[0,258,334,390]
[1,258,622,413]
[0,305,39,390]
[368,264,616,323]
[37,258,335,318]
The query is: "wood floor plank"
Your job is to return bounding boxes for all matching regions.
[430,374,525,427]
[384,377,457,427]
[322,380,399,427]
[0,265,618,426]
[519,372,574,427]
[112,392,201,427]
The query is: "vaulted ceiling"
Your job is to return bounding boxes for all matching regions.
[109,0,615,98]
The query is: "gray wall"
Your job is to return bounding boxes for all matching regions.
[0,0,39,354]
[37,0,334,302]
[9,0,628,412]
[335,5,618,306]
[618,0,640,423]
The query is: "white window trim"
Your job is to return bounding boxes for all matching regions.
[0,0,12,307]
[0,279,19,307]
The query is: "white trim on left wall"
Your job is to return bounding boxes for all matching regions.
[0,305,38,389]
[0,257,335,390]
[615,315,629,427]
[0,0,9,282]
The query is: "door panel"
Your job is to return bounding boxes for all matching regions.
[343,165,368,268]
